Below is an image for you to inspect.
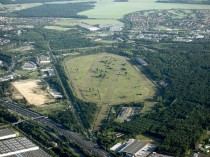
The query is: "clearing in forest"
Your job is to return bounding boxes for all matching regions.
[12,79,54,106]
[64,53,156,105]
[64,53,156,129]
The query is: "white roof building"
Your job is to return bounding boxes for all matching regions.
[37,56,51,64]
[22,62,37,71]
[110,139,158,157]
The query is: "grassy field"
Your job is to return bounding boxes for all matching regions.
[64,53,156,130]
[64,53,156,105]
[32,101,68,115]
[78,0,210,19]
[44,25,71,31]
[1,3,42,12]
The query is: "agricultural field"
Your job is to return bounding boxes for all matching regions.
[12,79,54,106]
[64,53,156,105]
[78,0,210,19]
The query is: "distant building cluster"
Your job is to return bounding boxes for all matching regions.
[0,128,51,157]
[98,24,124,32]
[0,73,18,82]
[78,24,99,31]
[125,9,210,43]
[0,38,10,46]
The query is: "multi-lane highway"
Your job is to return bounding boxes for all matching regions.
[0,99,110,157]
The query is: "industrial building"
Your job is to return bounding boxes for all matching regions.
[0,128,51,157]
[41,68,55,77]
[48,89,63,99]
[79,24,99,31]
[22,62,37,71]
[36,55,51,64]
[110,139,157,157]
[0,129,17,141]
[0,137,39,157]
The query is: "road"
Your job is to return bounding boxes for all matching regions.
[0,99,110,157]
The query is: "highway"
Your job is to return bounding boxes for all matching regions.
[0,99,110,157]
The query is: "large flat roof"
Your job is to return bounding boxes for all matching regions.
[0,129,15,138]
[0,137,38,156]
[8,148,51,157]
[121,140,147,154]
[0,129,16,140]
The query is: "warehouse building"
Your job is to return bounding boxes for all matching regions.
[0,137,39,157]
[0,129,18,141]
[110,139,157,157]
[36,55,51,64]
[0,128,51,157]
[22,62,37,71]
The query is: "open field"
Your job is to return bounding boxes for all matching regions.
[54,18,123,26]
[9,45,34,52]
[0,3,42,12]
[32,102,68,115]
[78,0,210,19]
[64,53,157,130]
[44,25,71,31]
[64,53,156,105]
[12,79,54,106]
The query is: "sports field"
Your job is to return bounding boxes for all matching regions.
[64,53,156,105]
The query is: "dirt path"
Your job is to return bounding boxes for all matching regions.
[93,105,110,131]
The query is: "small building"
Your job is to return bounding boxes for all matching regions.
[109,25,123,32]
[22,62,37,71]
[0,60,3,66]
[117,107,133,120]
[37,55,51,64]
[48,89,63,99]
[41,68,55,77]
[136,58,148,66]
[149,153,174,157]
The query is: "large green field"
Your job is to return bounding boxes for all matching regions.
[78,0,210,19]
[64,53,157,129]
[64,53,156,105]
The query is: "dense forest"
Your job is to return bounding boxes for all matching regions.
[101,42,210,156]
[0,0,72,4]
[55,62,98,129]
[13,28,97,50]
[14,2,95,18]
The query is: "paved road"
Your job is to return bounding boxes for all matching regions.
[0,99,110,157]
